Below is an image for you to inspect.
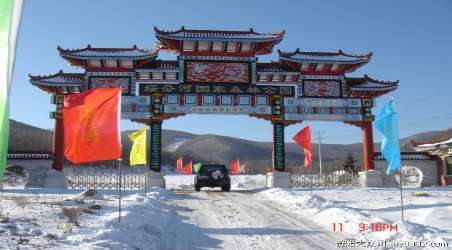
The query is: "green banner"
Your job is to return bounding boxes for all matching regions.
[193,163,201,173]
[273,123,285,171]
[149,122,162,172]
[0,0,22,181]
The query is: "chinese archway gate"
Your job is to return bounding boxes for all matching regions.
[29,26,398,172]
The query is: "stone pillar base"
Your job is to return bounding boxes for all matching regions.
[44,169,66,188]
[359,170,383,187]
[147,170,165,188]
[266,171,291,189]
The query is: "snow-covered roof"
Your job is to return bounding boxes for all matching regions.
[373,152,434,161]
[278,49,372,64]
[414,138,452,151]
[58,45,155,60]
[154,26,285,42]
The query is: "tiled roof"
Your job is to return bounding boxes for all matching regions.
[154,26,285,42]
[29,71,85,86]
[58,45,155,59]
[373,152,434,161]
[347,75,398,91]
[7,151,53,160]
[256,62,299,72]
[278,48,372,64]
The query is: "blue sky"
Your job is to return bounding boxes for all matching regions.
[9,0,452,144]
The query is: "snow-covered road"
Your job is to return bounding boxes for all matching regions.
[2,177,450,249]
[161,190,341,250]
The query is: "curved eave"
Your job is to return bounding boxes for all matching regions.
[156,33,284,43]
[154,26,285,43]
[350,86,398,91]
[59,53,154,61]
[347,75,399,87]
[57,45,156,64]
[30,79,83,87]
[279,55,370,65]
[278,49,372,67]
[30,81,83,94]
[348,87,397,98]
[29,72,85,94]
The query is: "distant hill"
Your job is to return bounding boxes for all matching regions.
[8,120,52,151]
[8,119,452,173]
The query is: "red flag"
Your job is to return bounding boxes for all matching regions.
[229,159,240,175]
[176,157,183,174]
[63,87,122,163]
[292,126,313,167]
[184,160,193,175]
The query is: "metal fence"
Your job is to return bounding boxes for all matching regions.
[290,170,361,188]
[64,166,147,190]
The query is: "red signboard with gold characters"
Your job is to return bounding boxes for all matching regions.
[186,61,249,83]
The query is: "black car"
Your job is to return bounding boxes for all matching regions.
[194,164,231,192]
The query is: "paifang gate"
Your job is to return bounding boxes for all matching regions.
[29,26,398,173]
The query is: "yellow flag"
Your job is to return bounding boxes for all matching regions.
[128,128,147,165]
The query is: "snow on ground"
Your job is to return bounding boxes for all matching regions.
[164,174,266,190]
[254,187,452,249]
[0,188,182,250]
[1,177,451,249]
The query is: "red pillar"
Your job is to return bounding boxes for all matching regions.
[362,121,375,171]
[52,116,64,171]
[52,94,65,171]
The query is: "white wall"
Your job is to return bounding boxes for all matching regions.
[374,160,438,187]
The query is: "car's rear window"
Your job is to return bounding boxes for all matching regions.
[200,165,228,175]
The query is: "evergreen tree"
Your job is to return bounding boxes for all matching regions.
[343,153,358,175]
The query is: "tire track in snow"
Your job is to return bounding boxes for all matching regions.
[214,191,341,250]
[166,190,344,250]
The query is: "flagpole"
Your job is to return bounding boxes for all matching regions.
[118,159,122,223]
[146,127,149,196]
[399,169,405,222]
[144,165,147,197]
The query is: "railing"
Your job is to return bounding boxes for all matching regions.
[7,151,53,160]
[290,170,360,188]
[64,166,147,190]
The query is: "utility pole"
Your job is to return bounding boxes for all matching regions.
[316,131,326,175]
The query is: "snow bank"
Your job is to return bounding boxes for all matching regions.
[164,174,266,190]
[230,175,266,190]
[255,188,452,247]
[164,174,196,190]
[0,188,176,249]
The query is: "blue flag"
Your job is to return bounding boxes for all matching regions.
[374,100,401,174]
